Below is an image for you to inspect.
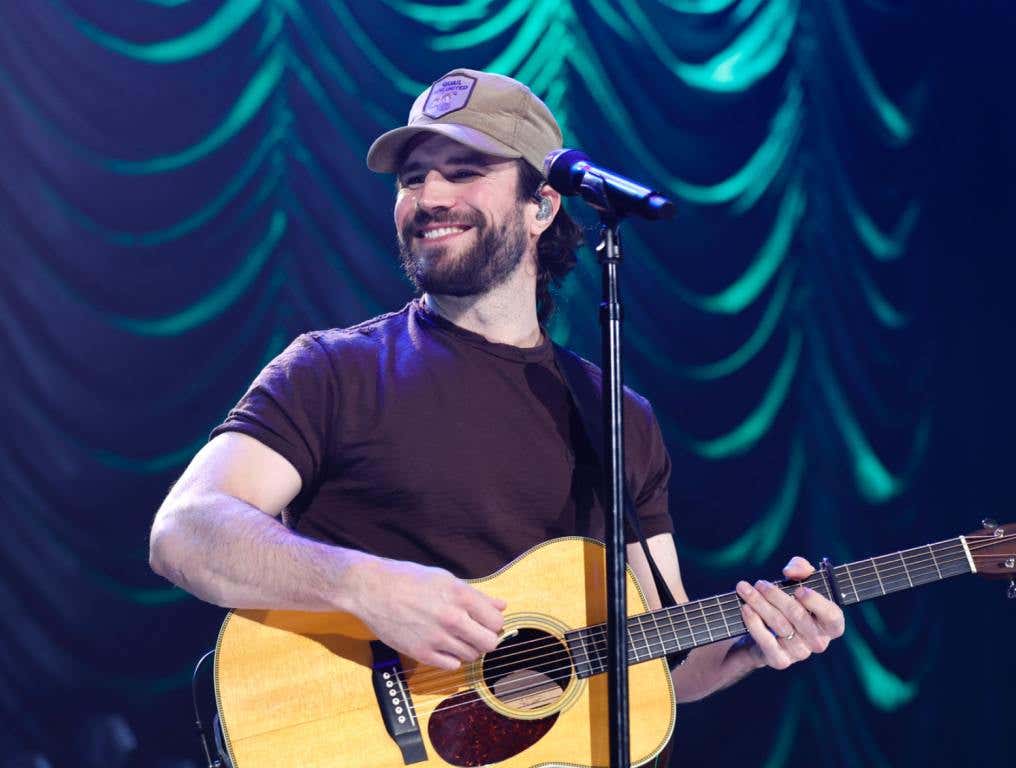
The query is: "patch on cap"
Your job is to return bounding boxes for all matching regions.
[421,73,477,120]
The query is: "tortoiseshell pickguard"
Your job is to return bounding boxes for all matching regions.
[427,690,558,767]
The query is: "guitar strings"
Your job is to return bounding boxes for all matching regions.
[398,539,993,688]
[399,558,967,712]
[397,537,1009,691]
[210,532,1016,727]
[401,543,1002,694]
[398,568,1009,713]
[394,535,1013,694]
[233,532,1011,727]
[412,532,1013,688]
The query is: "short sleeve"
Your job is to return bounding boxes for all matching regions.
[209,333,338,494]
[627,400,674,541]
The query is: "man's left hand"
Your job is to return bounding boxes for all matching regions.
[735,556,845,670]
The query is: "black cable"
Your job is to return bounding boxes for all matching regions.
[191,649,222,768]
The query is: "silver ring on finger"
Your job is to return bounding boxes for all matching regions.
[783,630,796,641]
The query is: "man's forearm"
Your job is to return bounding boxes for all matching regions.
[149,491,371,612]
[672,635,764,703]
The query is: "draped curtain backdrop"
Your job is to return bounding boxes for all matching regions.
[2,1,1013,766]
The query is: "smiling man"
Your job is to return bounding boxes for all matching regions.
[395,141,536,313]
[149,68,844,756]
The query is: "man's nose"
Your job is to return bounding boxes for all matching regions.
[416,170,457,212]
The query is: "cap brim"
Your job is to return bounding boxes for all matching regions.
[366,123,522,173]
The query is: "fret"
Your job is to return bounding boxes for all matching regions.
[910,549,943,588]
[593,627,608,674]
[897,552,914,588]
[724,603,747,637]
[565,629,593,678]
[843,564,860,605]
[870,558,887,596]
[940,543,972,578]
[642,614,660,658]
[944,541,972,577]
[592,631,605,666]
[677,605,697,648]
[577,632,593,674]
[820,572,835,601]
[716,596,731,638]
[628,622,646,663]
[577,633,593,670]
[687,602,712,645]
[927,544,943,580]
[809,573,829,602]
[904,554,933,588]
[848,566,869,603]
[647,611,664,657]
[641,624,657,658]
[878,553,910,594]
[697,601,714,643]
[665,607,682,653]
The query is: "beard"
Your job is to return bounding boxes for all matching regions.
[397,206,528,297]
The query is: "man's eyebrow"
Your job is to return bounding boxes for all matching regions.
[446,151,492,166]
[398,152,495,176]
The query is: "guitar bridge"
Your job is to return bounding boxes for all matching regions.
[370,641,427,765]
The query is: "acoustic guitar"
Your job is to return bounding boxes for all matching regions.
[213,521,1015,768]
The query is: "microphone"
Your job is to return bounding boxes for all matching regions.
[543,149,675,220]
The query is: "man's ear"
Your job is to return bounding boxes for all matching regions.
[537,197,553,221]
[530,185,561,235]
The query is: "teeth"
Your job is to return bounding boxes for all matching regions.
[422,226,467,239]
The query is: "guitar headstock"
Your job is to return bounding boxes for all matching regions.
[967,519,1016,581]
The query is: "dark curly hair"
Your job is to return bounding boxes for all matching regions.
[516,160,584,326]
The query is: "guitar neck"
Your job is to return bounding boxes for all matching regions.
[566,535,974,677]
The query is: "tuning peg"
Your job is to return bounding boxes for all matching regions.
[982,518,998,530]
[1009,579,1016,600]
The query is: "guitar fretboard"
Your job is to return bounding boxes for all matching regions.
[565,536,972,678]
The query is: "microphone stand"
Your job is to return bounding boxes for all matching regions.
[579,171,630,768]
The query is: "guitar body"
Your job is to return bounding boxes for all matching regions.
[214,537,676,768]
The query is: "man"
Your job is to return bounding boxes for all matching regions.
[149,68,843,715]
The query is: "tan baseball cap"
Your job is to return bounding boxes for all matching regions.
[366,68,562,176]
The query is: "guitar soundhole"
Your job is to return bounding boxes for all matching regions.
[427,628,570,766]
[482,628,571,710]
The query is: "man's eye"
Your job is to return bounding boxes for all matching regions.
[451,169,480,181]
[401,175,424,187]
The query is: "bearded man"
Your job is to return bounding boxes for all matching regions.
[150,68,844,759]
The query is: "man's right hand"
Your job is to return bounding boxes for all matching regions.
[351,557,507,671]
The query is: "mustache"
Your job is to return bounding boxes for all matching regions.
[407,208,484,234]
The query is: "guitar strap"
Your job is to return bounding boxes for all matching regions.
[552,343,688,669]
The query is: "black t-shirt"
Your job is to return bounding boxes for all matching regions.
[211,299,674,579]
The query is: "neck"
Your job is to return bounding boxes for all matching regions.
[564,535,975,678]
[423,258,542,348]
